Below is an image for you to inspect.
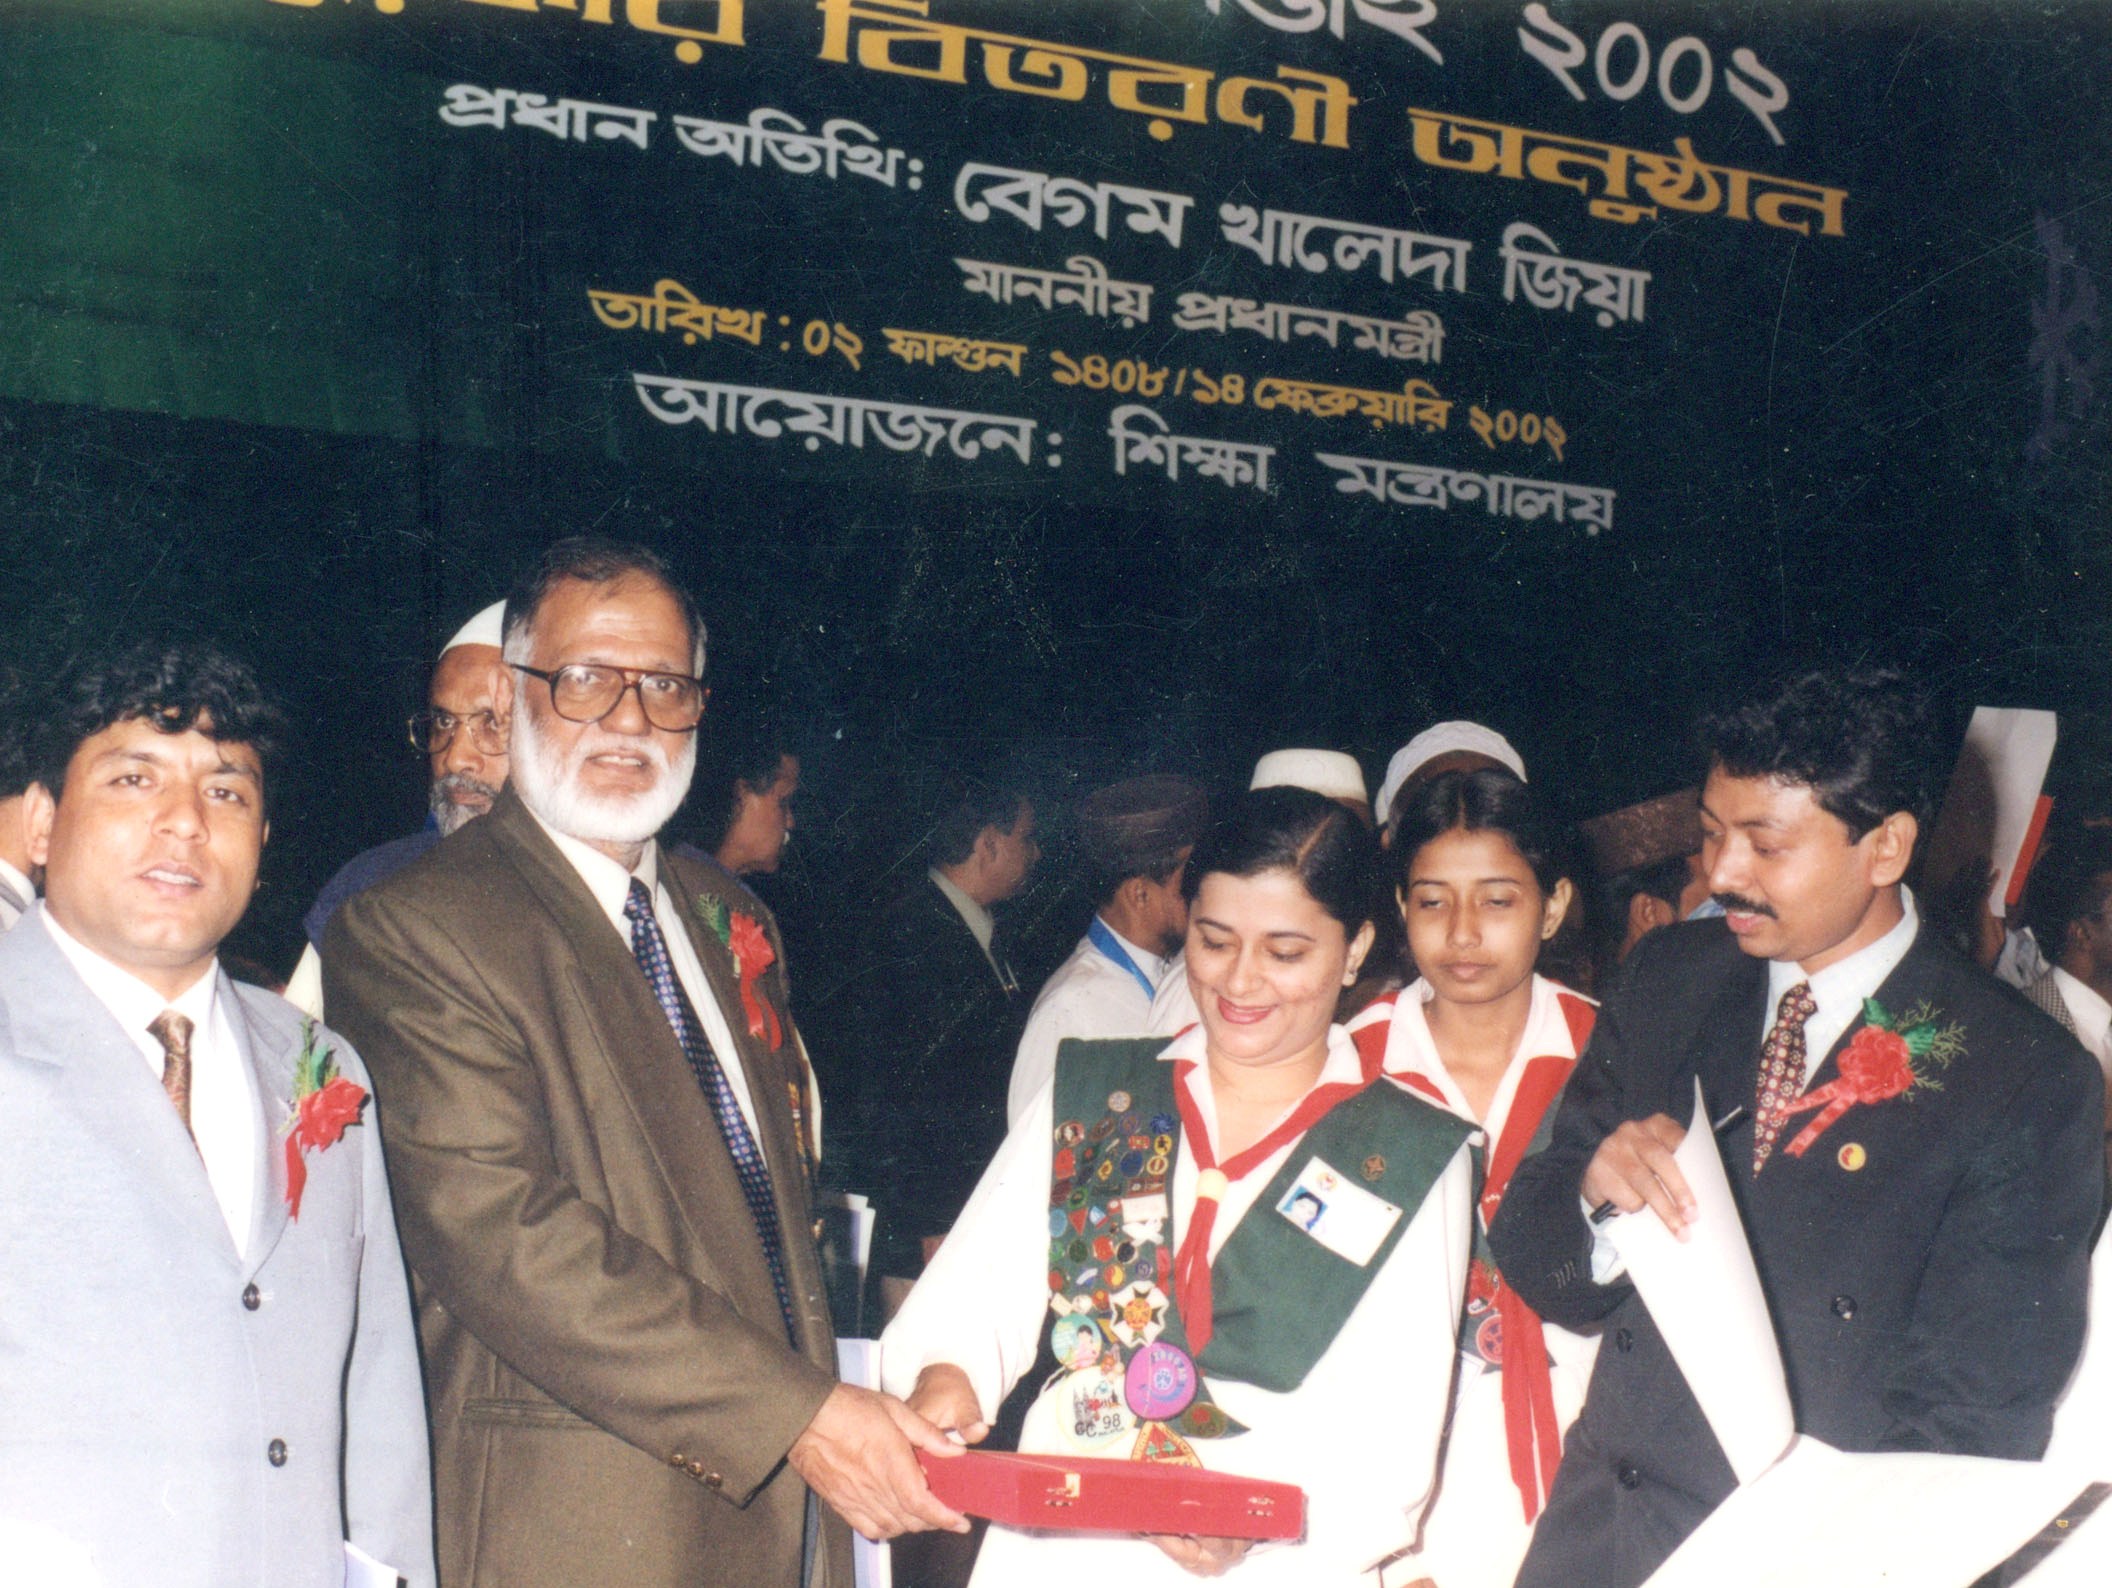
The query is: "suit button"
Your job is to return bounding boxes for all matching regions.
[705,1472,724,1491]
[1616,1460,1641,1491]
[1614,1328,1634,1354]
[242,1283,261,1312]
[1832,1295,1857,1321]
[670,1451,688,1470]
[267,1439,288,1467]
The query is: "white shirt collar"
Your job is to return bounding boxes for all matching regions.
[530,807,660,932]
[2052,965,2112,1058]
[0,855,33,907]
[1094,915,1170,985]
[929,866,995,952]
[42,908,220,1064]
[1766,887,1921,1076]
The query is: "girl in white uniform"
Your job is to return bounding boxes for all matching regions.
[1348,768,1598,1588]
[882,788,1478,1585]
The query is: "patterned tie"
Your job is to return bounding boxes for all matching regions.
[623,879,798,1341]
[1752,981,1818,1171]
[148,1009,196,1142]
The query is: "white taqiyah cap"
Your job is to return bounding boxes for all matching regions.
[1376,721,1527,829]
[441,601,506,657]
[1249,749,1369,805]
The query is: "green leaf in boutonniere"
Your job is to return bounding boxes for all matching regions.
[695,892,732,949]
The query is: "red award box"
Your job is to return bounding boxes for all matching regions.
[917,1449,1306,1541]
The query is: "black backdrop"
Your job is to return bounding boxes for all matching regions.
[1,0,2107,987]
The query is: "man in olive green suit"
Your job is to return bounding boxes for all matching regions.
[326,539,964,1588]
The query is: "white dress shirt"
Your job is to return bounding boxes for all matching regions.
[929,867,1017,991]
[531,813,764,1149]
[1763,888,1920,1083]
[1005,918,1168,1126]
[43,909,258,1256]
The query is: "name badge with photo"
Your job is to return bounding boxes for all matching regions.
[1274,1156,1402,1267]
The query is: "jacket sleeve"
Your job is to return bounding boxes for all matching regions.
[1880,1022,2104,1456]
[324,889,837,1506]
[339,1038,440,1588]
[1489,936,1675,1330]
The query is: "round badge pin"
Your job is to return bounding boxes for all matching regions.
[1108,1090,1132,1112]
[1125,1340,1199,1421]
[1052,1315,1103,1370]
[1838,1142,1867,1172]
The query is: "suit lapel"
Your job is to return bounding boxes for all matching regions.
[4,916,239,1267]
[231,978,295,1278]
[487,797,785,1322]
[1689,948,1771,1172]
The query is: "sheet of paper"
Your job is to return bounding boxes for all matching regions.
[1606,1078,1794,1484]
[1923,706,2058,920]
[343,1542,403,1588]
[834,1338,894,1588]
[1644,1211,2112,1586]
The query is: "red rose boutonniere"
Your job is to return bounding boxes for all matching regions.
[1779,997,1962,1158]
[282,1021,369,1219]
[727,912,785,1051]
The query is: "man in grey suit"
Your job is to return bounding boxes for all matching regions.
[0,641,435,1588]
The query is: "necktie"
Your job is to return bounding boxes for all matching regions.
[623,879,798,1341]
[149,1009,196,1143]
[1753,981,1818,1171]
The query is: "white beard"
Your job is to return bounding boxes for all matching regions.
[511,703,696,847]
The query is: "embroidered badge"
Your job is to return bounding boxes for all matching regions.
[1780,998,1962,1159]
[282,1020,368,1220]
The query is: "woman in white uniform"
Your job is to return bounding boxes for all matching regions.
[882,787,1477,1584]
[1351,768,1597,1588]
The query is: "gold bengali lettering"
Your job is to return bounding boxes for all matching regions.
[1408,106,1847,239]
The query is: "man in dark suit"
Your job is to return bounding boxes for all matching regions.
[1490,666,2104,1588]
[850,781,1039,1292]
[327,539,963,1588]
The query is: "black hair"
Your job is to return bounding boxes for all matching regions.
[502,536,706,674]
[33,641,286,815]
[1086,846,1189,909]
[690,701,793,855]
[1391,767,1566,897]
[2023,827,2112,956]
[1182,785,1382,939]
[932,779,1032,868]
[1698,666,1939,842]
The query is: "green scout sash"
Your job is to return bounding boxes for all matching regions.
[1046,1037,1471,1439]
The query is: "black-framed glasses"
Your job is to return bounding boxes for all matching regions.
[407,709,508,756]
[510,663,707,732]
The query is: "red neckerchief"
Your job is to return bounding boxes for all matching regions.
[1365,984,1597,1522]
[1169,1035,1383,1358]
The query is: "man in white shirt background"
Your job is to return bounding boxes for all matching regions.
[1006,773,1206,1124]
[0,639,433,1588]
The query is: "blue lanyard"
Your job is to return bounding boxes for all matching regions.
[1087,916,1158,1001]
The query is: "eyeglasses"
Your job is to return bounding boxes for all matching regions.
[407,709,508,756]
[510,663,708,732]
